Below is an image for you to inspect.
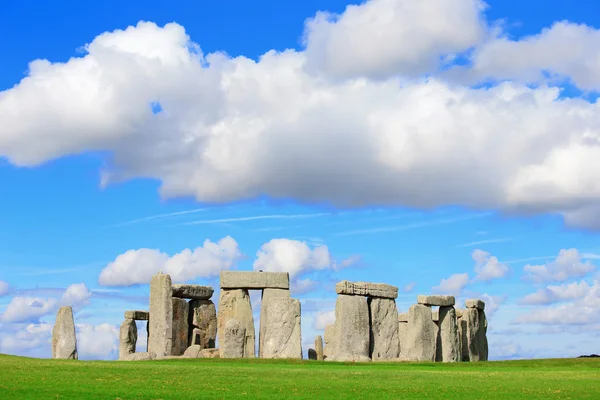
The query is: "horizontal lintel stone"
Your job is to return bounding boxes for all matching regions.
[335,281,398,299]
[172,284,214,300]
[398,312,409,322]
[124,310,149,320]
[465,299,485,310]
[417,295,455,306]
[220,271,289,289]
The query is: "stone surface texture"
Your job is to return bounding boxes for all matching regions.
[438,306,460,362]
[323,324,336,360]
[182,345,203,358]
[171,297,189,356]
[221,319,246,358]
[369,297,400,360]
[121,352,154,361]
[466,299,485,310]
[188,299,217,349]
[262,298,302,359]
[220,271,289,289]
[315,335,324,361]
[119,318,138,360]
[466,308,488,361]
[398,312,409,322]
[52,306,78,360]
[458,317,469,361]
[148,273,173,358]
[417,295,456,306]
[172,284,214,300]
[405,304,437,362]
[124,310,149,320]
[398,321,409,359]
[217,289,255,358]
[259,288,290,357]
[335,280,398,299]
[201,348,221,358]
[327,294,370,362]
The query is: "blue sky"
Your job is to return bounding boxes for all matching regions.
[1,0,600,360]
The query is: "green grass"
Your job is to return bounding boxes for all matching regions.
[0,354,599,399]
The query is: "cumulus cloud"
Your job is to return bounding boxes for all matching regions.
[99,236,242,286]
[478,293,506,317]
[0,323,52,357]
[76,323,119,360]
[432,273,469,296]
[60,283,92,308]
[472,249,510,281]
[253,238,357,278]
[522,249,595,283]
[521,280,592,305]
[313,309,336,330]
[0,281,9,296]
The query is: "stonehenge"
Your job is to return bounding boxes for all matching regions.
[52,306,78,360]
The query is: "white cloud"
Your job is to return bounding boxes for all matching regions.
[521,280,592,305]
[313,310,336,330]
[472,249,510,281]
[76,323,119,360]
[432,273,469,296]
[98,236,242,286]
[403,282,416,293]
[290,278,319,295]
[478,293,506,317]
[60,283,92,308]
[0,323,52,357]
[0,281,9,296]
[523,248,595,283]
[253,238,356,278]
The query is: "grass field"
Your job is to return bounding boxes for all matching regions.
[0,354,599,399]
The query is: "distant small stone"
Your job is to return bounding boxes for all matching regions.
[172,284,214,300]
[417,295,455,306]
[124,310,149,320]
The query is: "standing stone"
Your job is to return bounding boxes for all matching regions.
[188,299,217,349]
[315,335,324,361]
[221,319,246,358]
[457,310,469,361]
[217,289,255,358]
[262,298,302,359]
[368,298,400,360]
[148,272,173,358]
[328,295,370,362]
[52,306,78,360]
[438,306,460,362]
[405,304,436,362]
[398,320,409,359]
[259,288,290,357]
[308,349,317,360]
[434,312,442,362]
[323,324,336,360]
[171,297,189,356]
[465,308,488,361]
[480,311,489,361]
[119,319,137,360]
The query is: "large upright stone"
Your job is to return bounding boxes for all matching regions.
[418,295,455,307]
[328,295,370,362]
[119,319,137,360]
[398,320,409,359]
[457,309,469,361]
[262,298,302,359]
[221,319,246,358]
[368,298,400,360]
[465,308,488,361]
[148,272,173,358]
[218,289,255,358]
[315,335,324,361]
[172,284,214,300]
[438,306,460,362]
[405,304,436,362]
[335,281,398,299]
[259,288,290,357]
[220,271,289,289]
[52,306,78,360]
[323,324,336,360]
[188,299,217,349]
[172,297,189,356]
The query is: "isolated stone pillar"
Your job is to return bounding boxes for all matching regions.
[328,295,370,362]
[188,299,217,349]
[438,306,460,362]
[315,335,324,361]
[398,312,409,359]
[221,319,246,358]
[259,288,290,357]
[218,289,255,358]
[171,297,189,356]
[465,299,487,361]
[148,272,173,358]
[405,304,436,361]
[119,318,137,360]
[262,298,302,359]
[52,306,78,360]
[368,297,400,360]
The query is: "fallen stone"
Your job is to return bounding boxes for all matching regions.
[335,281,398,299]
[201,348,221,358]
[466,299,485,310]
[182,345,203,358]
[398,321,409,359]
[220,271,289,289]
[124,310,149,321]
[262,298,302,359]
[52,306,78,360]
[328,294,370,362]
[315,335,324,361]
[221,319,246,358]
[121,352,154,361]
[398,312,409,323]
[438,306,460,362]
[148,272,173,358]
[172,297,189,356]
[217,289,255,358]
[259,288,290,357]
[369,298,400,360]
[172,284,214,300]
[405,304,436,362]
[417,295,455,306]
[308,349,317,360]
[119,319,137,360]
[188,299,217,349]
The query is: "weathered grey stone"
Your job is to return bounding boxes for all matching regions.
[171,297,189,356]
[405,304,437,362]
[335,281,398,299]
[466,299,485,310]
[328,294,370,362]
[119,319,137,360]
[52,306,78,360]
[369,298,400,360]
[148,272,173,359]
[188,299,217,349]
[398,321,409,359]
[398,312,409,323]
[431,309,439,322]
[172,284,214,300]
[221,319,246,358]
[121,352,153,361]
[323,324,336,360]
[458,316,469,361]
[220,271,289,289]
[465,308,488,361]
[418,295,455,306]
[217,289,255,358]
[182,345,203,358]
[455,308,464,319]
[262,298,302,359]
[259,288,290,357]
[201,348,221,358]
[124,310,149,320]
[315,335,324,361]
[481,311,489,361]
[438,306,460,362]
[434,318,441,362]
